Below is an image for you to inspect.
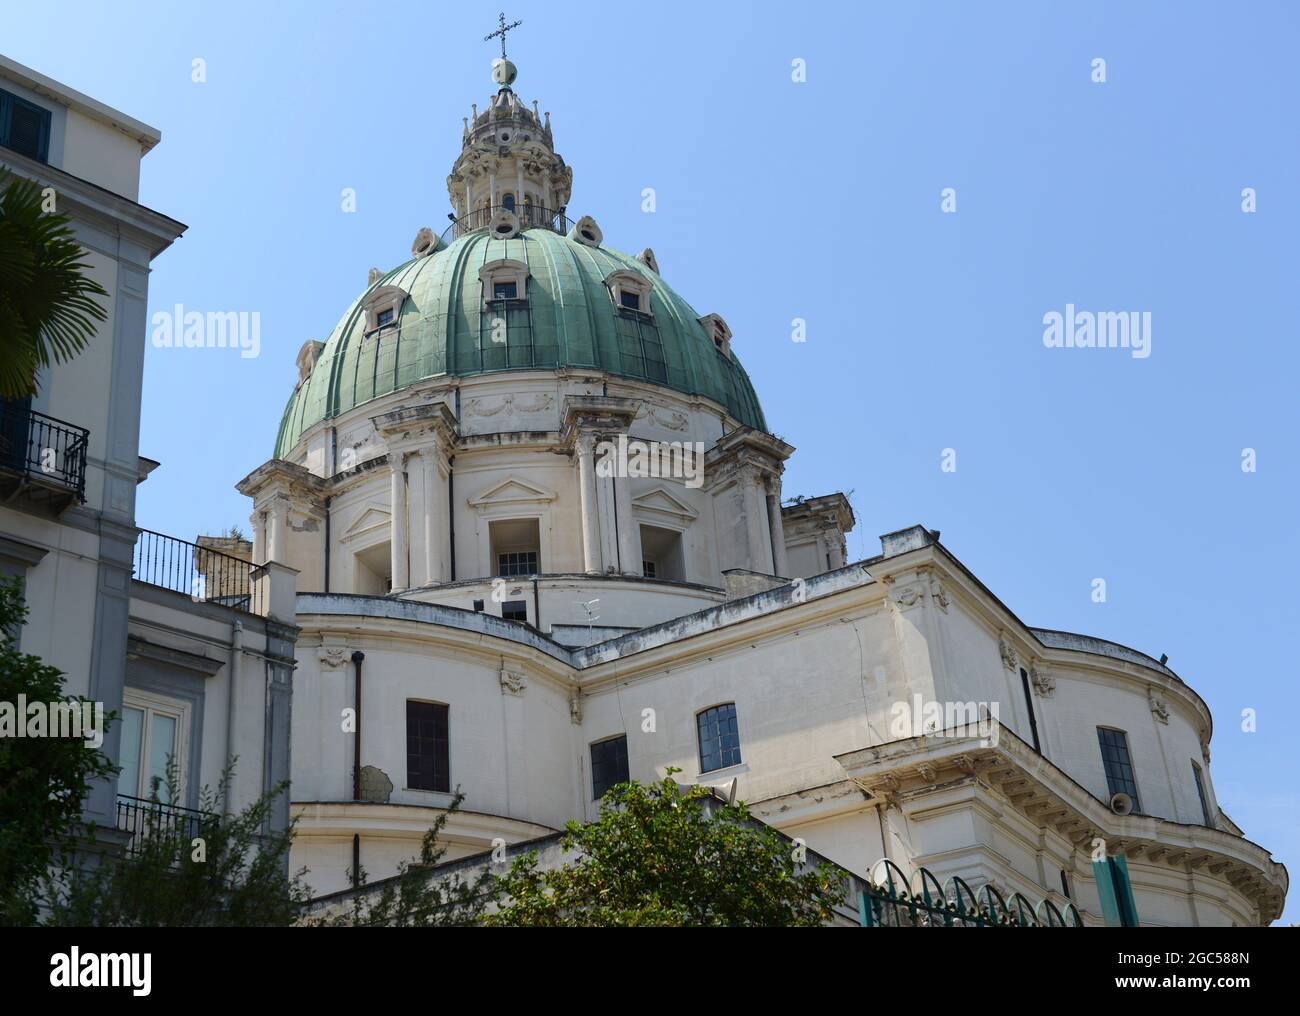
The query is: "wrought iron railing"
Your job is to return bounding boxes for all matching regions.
[0,399,89,503]
[116,794,211,859]
[440,203,574,245]
[857,859,1085,928]
[132,528,262,615]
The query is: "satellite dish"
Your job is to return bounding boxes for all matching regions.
[1109,792,1134,816]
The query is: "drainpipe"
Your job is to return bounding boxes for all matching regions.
[323,496,332,593]
[351,651,364,801]
[326,426,336,593]
[532,576,541,631]
[224,619,243,815]
[447,457,456,581]
[350,649,364,888]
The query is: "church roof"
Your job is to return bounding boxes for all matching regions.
[273,226,766,458]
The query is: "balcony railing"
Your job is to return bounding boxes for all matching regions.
[116,794,210,859]
[440,203,575,245]
[0,399,89,511]
[133,528,263,615]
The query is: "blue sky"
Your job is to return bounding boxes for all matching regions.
[8,1,1298,921]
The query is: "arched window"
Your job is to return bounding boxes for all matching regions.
[502,192,515,212]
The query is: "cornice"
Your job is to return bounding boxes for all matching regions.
[835,725,1287,924]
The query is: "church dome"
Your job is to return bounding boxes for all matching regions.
[274,225,767,458]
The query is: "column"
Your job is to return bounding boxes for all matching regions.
[742,472,774,574]
[613,472,642,576]
[766,478,789,578]
[828,533,846,569]
[251,510,266,565]
[390,454,409,590]
[576,433,601,574]
[421,449,442,585]
[595,467,618,573]
[267,499,289,564]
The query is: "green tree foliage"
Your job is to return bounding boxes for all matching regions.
[308,790,495,927]
[40,765,312,927]
[485,774,846,926]
[0,576,116,926]
[0,174,108,398]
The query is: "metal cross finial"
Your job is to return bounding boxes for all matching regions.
[484,11,522,60]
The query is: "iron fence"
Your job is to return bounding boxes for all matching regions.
[858,859,1085,928]
[115,794,211,859]
[132,528,262,614]
[0,399,88,503]
[440,203,574,245]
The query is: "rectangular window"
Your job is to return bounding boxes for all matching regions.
[493,280,518,300]
[639,525,684,582]
[501,599,528,623]
[590,735,629,799]
[116,699,183,804]
[497,550,537,577]
[1019,667,1041,753]
[620,290,641,311]
[697,702,741,773]
[1097,727,1140,811]
[407,700,450,792]
[376,307,395,328]
[1192,763,1213,826]
[0,88,52,163]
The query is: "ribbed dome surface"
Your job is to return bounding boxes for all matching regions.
[274,227,766,457]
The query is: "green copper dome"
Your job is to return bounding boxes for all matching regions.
[274,227,766,458]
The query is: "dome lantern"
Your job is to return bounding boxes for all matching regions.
[447,12,572,240]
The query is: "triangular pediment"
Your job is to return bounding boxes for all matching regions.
[468,475,557,507]
[631,485,699,521]
[340,505,391,541]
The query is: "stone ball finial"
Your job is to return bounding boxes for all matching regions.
[492,57,517,87]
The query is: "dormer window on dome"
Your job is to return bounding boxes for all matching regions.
[605,270,666,383]
[700,314,733,357]
[478,259,530,308]
[604,270,653,317]
[477,258,534,371]
[363,285,408,335]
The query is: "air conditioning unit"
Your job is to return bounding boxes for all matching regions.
[1109,792,1134,816]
